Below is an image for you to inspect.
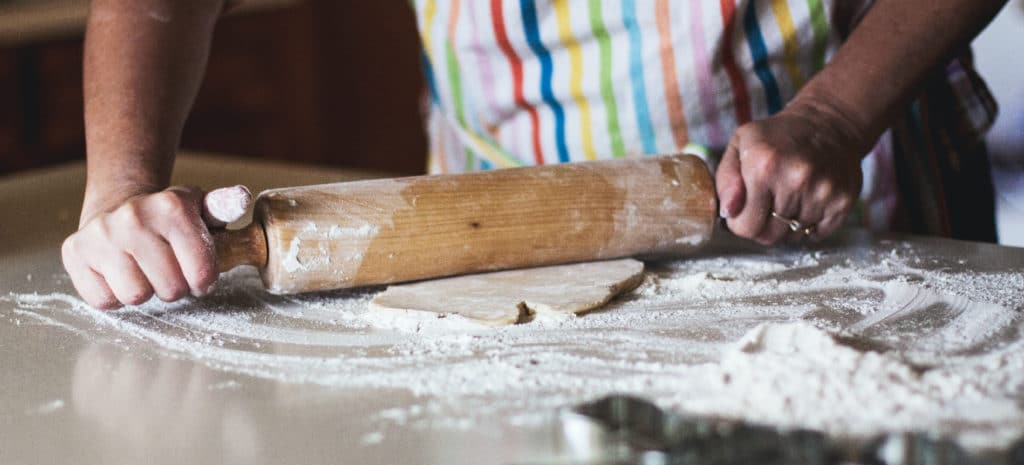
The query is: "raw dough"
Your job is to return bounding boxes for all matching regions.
[368,259,645,326]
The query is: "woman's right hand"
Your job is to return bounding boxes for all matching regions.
[62,186,220,309]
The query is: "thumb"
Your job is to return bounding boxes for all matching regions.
[201,185,253,228]
[715,140,746,219]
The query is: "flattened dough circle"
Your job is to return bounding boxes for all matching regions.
[368,259,645,326]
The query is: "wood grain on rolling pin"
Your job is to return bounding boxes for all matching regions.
[252,154,716,294]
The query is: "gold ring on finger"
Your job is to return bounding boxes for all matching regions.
[770,211,805,232]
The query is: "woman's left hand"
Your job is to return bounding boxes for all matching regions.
[714,100,871,245]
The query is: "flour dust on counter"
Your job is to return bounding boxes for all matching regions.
[7,241,1024,453]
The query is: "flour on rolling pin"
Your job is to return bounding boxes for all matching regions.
[202,185,252,227]
[261,179,409,285]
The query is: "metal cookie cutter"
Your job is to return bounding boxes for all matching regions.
[553,395,1022,465]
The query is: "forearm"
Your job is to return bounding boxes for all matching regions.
[792,0,1007,152]
[82,0,225,222]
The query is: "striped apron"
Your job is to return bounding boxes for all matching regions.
[414,0,997,238]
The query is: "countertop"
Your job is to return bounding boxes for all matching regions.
[2,155,1023,464]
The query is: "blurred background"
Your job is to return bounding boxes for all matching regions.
[975,0,1024,245]
[0,0,1020,244]
[0,0,428,175]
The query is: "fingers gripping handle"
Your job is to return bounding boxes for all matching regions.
[212,222,268,273]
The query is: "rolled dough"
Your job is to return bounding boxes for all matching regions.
[368,259,645,326]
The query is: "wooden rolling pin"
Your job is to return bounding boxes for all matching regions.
[213,154,717,294]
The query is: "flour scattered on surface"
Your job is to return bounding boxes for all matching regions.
[7,243,1024,452]
[26,399,65,415]
[360,431,385,445]
[208,380,243,391]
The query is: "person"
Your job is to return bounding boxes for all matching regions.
[63,0,1006,309]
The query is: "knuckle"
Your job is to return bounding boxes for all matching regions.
[752,151,780,175]
[121,203,146,226]
[732,125,755,144]
[835,195,856,212]
[124,288,153,306]
[61,235,78,257]
[738,122,768,139]
[75,220,101,243]
[786,162,813,189]
[815,178,836,199]
[110,206,145,233]
[90,295,120,310]
[192,262,219,290]
[157,283,189,302]
[749,153,778,180]
[151,191,188,217]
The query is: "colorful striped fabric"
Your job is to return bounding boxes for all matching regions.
[416,0,837,169]
[413,0,996,234]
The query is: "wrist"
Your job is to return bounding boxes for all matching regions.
[81,178,164,227]
[80,145,175,225]
[786,87,880,157]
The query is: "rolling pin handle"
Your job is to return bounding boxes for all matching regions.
[212,221,268,272]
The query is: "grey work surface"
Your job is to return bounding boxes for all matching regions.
[2,155,1023,464]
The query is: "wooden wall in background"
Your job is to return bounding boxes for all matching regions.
[0,1,428,177]
[0,39,89,174]
[0,49,24,172]
[305,2,428,174]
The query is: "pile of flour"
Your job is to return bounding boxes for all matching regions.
[7,242,1024,452]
